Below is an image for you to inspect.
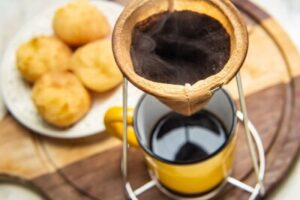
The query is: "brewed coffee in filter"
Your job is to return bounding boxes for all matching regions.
[113,0,248,115]
[131,11,231,85]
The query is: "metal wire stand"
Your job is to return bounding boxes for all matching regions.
[121,73,266,200]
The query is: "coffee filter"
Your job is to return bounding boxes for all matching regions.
[113,0,248,115]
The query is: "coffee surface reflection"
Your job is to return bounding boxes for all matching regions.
[150,110,228,163]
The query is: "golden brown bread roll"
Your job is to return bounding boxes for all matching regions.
[53,0,110,46]
[71,39,123,92]
[16,36,72,83]
[32,71,91,128]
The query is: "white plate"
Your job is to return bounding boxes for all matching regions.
[0,0,143,139]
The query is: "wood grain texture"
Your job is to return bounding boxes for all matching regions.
[0,116,54,178]
[0,0,299,200]
[31,81,295,200]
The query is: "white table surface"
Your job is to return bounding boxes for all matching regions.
[252,1,300,199]
[0,0,299,199]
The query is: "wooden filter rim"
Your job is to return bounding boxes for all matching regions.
[113,0,248,105]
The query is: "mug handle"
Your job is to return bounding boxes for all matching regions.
[104,107,139,147]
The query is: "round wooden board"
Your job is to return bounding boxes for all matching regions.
[0,0,299,200]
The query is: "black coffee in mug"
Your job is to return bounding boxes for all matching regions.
[150,110,228,163]
[131,11,231,85]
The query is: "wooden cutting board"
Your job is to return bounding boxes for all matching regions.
[0,0,299,199]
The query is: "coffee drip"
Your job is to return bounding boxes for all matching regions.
[168,0,174,12]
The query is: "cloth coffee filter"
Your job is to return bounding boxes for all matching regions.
[113,0,248,115]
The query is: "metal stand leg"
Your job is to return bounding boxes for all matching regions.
[122,78,155,200]
[122,78,138,200]
[236,73,265,195]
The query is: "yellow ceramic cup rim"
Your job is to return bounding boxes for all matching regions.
[133,88,237,165]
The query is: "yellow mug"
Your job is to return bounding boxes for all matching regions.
[104,89,237,195]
